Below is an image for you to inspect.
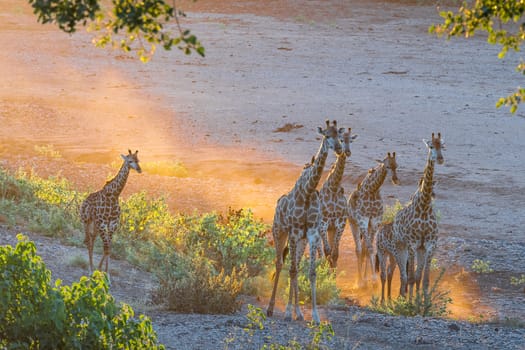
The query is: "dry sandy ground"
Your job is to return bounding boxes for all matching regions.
[1,0,525,339]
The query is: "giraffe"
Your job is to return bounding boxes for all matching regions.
[267,120,343,324]
[347,152,400,287]
[375,178,437,303]
[391,132,444,299]
[80,150,142,278]
[318,128,358,268]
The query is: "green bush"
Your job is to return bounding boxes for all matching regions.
[175,208,273,277]
[153,251,245,314]
[119,191,175,239]
[283,259,341,306]
[471,259,494,274]
[0,168,83,237]
[382,200,403,224]
[369,268,452,317]
[0,235,164,349]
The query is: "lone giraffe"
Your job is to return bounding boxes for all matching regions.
[267,120,343,324]
[347,152,400,287]
[390,132,444,299]
[80,150,142,277]
[319,128,358,268]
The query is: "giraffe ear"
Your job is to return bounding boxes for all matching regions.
[121,154,127,160]
[351,134,358,141]
[317,126,324,135]
[422,139,431,148]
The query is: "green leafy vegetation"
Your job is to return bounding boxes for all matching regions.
[430,0,525,113]
[231,304,335,349]
[0,166,274,313]
[0,168,83,237]
[0,235,164,349]
[471,259,494,274]
[382,200,403,223]
[27,0,205,61]
[510,274,525,287]
[285,259,341,306]
[369,268,452,317]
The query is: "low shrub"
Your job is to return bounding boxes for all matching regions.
[153,251,245,314]
[282,258,341,306]
[0,168,83,237]
[471,259,494,274]
[369,268,452,317]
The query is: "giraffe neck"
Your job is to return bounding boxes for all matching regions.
[362,163,387,193]
[103,161,130,197]
[414,157,435,211]
[303,140,329,194]
[323,152,347,193]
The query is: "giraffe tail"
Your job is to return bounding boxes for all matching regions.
[270,245,289,282]
[282,245,289,263]
[375,253,380,273]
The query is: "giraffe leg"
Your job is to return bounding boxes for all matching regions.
[307,228,321,324]
[407,250,416,300]
[413,248,425,299]
[330,218,346,269]
[98,229,112,283]
[422,245,435,297]
[358,219,370,286]
[349,219,364,287]
[285,238,298,322]
[318,219,331,262]
[386,253,396,300]
[294,238,308,321]
[267,226,287,318]
[377,248,387,303]
[358,241,367,288]
[396,249,409,298]
[368,218,381,284]
[84,222,95,274]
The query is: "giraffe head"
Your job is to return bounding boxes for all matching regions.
[317,119,343,156]
[339,127,358,157]
[423,132,445,165]
[379,152,400,185]
[121,149,142,173]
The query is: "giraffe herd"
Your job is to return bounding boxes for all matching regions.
[266,122,445,324]
[79,123,444,325]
